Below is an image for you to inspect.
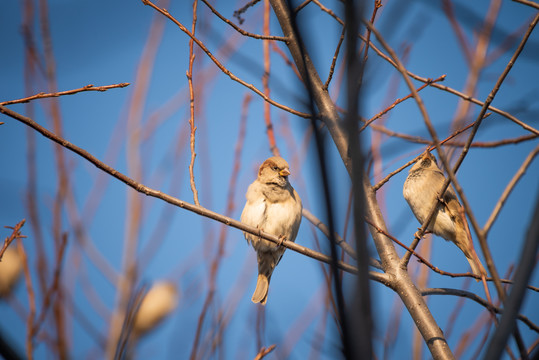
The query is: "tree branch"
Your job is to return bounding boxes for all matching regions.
[0,104,388,282]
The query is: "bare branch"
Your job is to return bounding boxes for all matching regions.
[0,83,130,106]
[421,288,539,333]
[201,0,287,41]
[1,219,26,261]
[0,105,389,281]
[141,0,311,118]
[483,143,539,235]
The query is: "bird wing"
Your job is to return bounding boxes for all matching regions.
[240,182,267,245]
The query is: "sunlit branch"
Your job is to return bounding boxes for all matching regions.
[142,0,311,119]
[0,105,390,282]
[0,83,130,106]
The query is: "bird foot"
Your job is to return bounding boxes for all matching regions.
[277,235,286,247]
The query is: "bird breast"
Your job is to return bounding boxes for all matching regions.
[403,169,457,241]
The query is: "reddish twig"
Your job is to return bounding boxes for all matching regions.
[141,0,311,118]
[189,91,250,360]
[0,105,385,278]
[483,143,539,235]
[187,1,200,206]
[323,25,346,90]
[262,0,279,156]
[360,75,446,133]
[364,217,539,291]
[18,239,36,360]
[442,0,473,64]
[372,119,480,192]
[254,344,276,360]
[31,233,68,342]
[1,219,26,261]
[201,0,286,41]
[0,83,130,106]
[271,42,302,81]
[358,0,382,87]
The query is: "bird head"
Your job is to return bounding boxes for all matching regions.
[258,156,291,187]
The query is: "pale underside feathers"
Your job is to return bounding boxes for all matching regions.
[403,151,486,279]
[241,156,302,305]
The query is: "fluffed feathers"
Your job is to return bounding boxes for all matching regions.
[241,156,302,304]
[403,151,486,279]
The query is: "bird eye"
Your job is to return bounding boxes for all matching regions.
[272,166,278,171]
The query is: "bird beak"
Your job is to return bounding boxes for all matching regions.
[279,168,290,177]
[420,151,431,160]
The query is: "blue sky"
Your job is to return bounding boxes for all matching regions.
[1,0,538,359]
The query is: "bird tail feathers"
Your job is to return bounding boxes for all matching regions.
[252,274,269,305]
[465,253,487,281]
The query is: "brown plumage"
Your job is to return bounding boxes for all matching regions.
[241,157,302,304]
[403,151,486,279]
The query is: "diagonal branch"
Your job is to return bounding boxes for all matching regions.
[269,1,454,358]
[0,104,388,282]
[0,83,130,106]
[141,0,311,119]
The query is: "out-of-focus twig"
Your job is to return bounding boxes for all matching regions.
[201,0,286,41]
[31,234,68,342]
[262,0,279,156]
[142,0,311,119]
[17,239,35,360]
[360,75,446,133]
[0,105,390,280]
[483,143,539,235]
[421,288,539,333]
[1,220,26,261]
[254,344,276,360]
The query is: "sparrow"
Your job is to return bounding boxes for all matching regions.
[403,151,486,278]
[241,156,302,305]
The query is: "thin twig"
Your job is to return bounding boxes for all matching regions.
[421,288,539,333]
[323,25,346,90]
[0,105,392,281]
[0,83,129,106]
[201,0,287,41]
[31,234,68,347]
[448,12,539,305]
[1,219,26,261]
[483,143,539,235]
[141,0,311,119]
[513,0,539,9]
[295,0,312,13]
[262,0,279,156]
[360,75,446,133]
[373,119,478,192]
[187,0,200,206]
[365,217,539,292]
[254,344,276,360]
[18,239,35,360]
[233,0,262,24]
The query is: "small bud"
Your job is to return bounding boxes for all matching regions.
[0,247,22,297]
[133,281,178,335]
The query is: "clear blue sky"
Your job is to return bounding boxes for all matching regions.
[1,0,538,358]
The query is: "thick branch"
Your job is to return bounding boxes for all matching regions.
[269,1,454,358]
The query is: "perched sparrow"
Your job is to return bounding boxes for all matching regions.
[241,156,302,305]
[403,151,486,278]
